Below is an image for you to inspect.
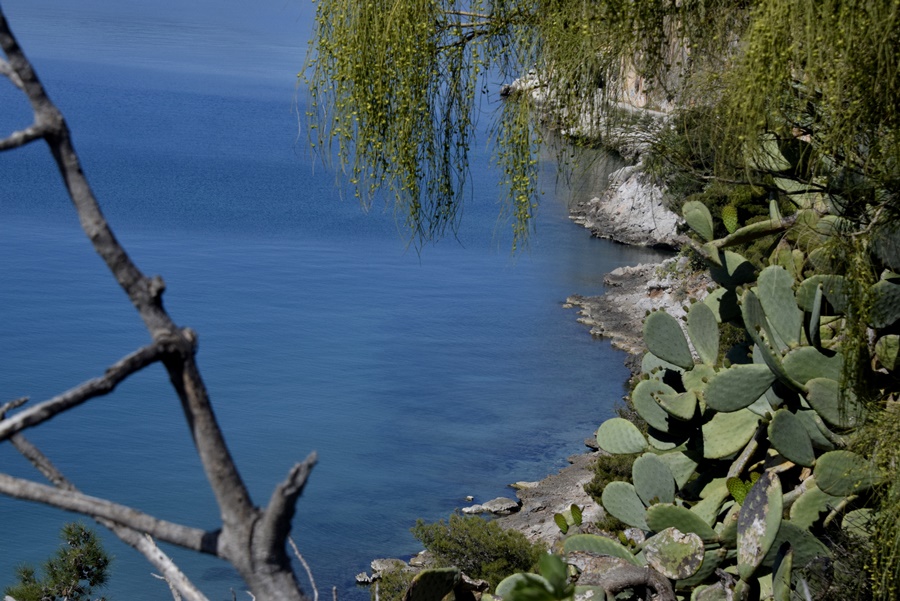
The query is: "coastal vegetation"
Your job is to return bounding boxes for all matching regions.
[4,523,111,601]
[307,0,900,598]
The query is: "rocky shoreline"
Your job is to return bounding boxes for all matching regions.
[362,159,703,584]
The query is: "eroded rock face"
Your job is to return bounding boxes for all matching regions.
[570,164,684,249]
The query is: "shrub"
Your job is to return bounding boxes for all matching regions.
[370,568,415,601]
[411,514,544,589]
[4,523,111,601]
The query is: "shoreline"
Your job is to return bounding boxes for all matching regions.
[363,161,698,579]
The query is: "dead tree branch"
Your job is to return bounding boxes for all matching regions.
[0,342,166,443]
[0,8,314,599]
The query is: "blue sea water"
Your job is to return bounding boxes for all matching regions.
[0,2,667,599]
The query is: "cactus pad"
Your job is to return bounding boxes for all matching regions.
[632,379,677,433]
[602,482,649,530]
[657,451,699,489]
[644,310,694,370]
[789,483,842,529]
[796,275,848,313]
[870,278,900,328]
[757,266,803,348]
[405,568,460,601]
[768,409,815,467]
[703,287,740,322]
[814,450,879,496]
[805,378,866,428]
[709,250,756,289]
[657,390,698,421]
[782,347,843,385]
[644,528,705,580]
[645,504,717,541]
[704,363,776,412]
[633,453,676,506]
[737,470,782,581]
[701,409,761,459]
[875,335,900,370]
[688,302,719,366]
[596,418,647,455]
[683,200,715,242]
[562,534,640,565]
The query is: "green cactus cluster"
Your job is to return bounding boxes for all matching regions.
[578,202,899,599]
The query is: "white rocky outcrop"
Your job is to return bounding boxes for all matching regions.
[570,163,684,249]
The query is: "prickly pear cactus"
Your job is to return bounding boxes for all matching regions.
[578,203,898,599]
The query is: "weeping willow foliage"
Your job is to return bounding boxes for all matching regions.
[304,0,748,246]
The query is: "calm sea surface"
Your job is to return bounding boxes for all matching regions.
[0,2,666,599]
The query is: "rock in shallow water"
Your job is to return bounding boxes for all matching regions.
[461,496,521,515]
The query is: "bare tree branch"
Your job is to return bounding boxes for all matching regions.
[0,56,23,87]
[0,342,166,443]
[1,8,313,598]
[257,453,318,557]
[0,122,46,150]
[0,473,218,552]
[289,537,319,601]
[10,433,210,601]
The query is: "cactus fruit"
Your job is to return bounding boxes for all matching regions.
[768,409,815,467]
[645,504,718,541]
[704,364,776,412]
[737,470,782,581]
[721,205,739,234]
[596,418,647,455]
[632,453,676,506]
[644,528,705,580]
[683,201,715,242]
[644,310,694,370]
[562,534,640,565]
[601,482,649,530]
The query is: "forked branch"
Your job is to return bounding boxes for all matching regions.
[0,8,314,599]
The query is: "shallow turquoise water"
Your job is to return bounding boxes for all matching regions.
[0,2,667,599]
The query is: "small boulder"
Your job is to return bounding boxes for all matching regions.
[462,497,520,515]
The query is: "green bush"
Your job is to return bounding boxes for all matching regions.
[370,568,415,601]
[411,514,544,589]
[5,523,111,601]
